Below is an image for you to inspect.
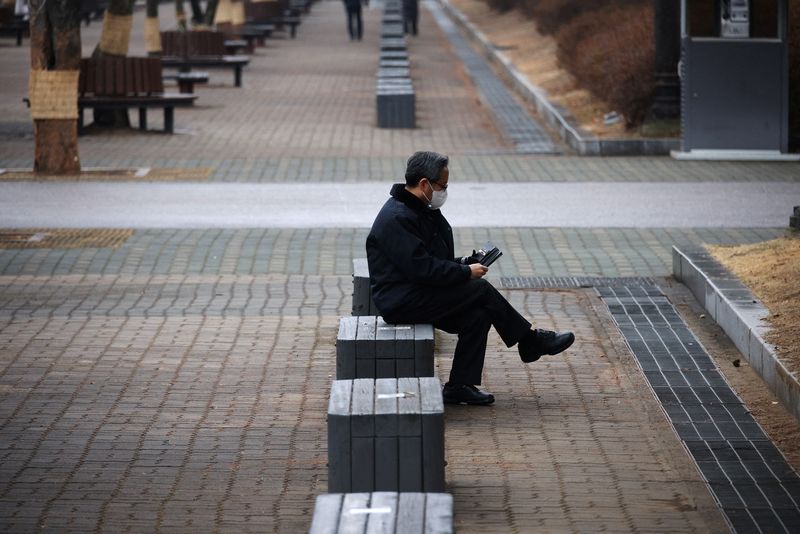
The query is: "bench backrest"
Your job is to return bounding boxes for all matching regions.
[160,30,226,57]
[0,6,16,24]
[245,0,286,22]
[79,57,164,97]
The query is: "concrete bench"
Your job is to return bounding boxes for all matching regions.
[377,67,411,79]
[352,258,377,316]
[309,492,453,533]
[380,60,410,69]
[381,25,405,39]
[377,84,415,129]
[337,316,434,379]
[379,50,409,62]
[380,38,407,52]
[328,378,445,493]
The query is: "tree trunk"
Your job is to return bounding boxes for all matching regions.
[29,0,82,173]
[92,0,136,128]
[145,0,161,56]
[203,0,220,27]
[189,0,203,26]
[175,0,188,31]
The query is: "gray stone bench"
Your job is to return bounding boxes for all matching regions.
[309,492,453,533]
[352,258,377,316]
[377,85,415,129]
[379,50,408,62]
[377,67,411,79]
[328,377,445,493]
[337,316,434,379]
[380,38,407,52]
[380,59,410,69]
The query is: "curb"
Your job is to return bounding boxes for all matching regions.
[672,245,800,422]
[435,0,679,156]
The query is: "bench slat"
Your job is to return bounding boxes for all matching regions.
[308,493,343,534]
[397,492,426,532]
[425,493,455,533]
[351,378,374,493]
[337,493,371,533]
[328,380,352,493]
[366,492,399,533]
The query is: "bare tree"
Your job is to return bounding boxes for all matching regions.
[175,0,188,30]
[28,0,82,173]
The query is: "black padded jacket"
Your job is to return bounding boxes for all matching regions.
[366,183,471,317]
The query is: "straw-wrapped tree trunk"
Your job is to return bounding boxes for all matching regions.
[145,0,162,56]
[28,0,82,173]
[92,0,135,127]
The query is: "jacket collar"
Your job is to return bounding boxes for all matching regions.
[390,183,429,212]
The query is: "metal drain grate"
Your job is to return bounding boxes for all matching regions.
[597,284,800,532]
[0,167,213,182]
[0,229,133,249]
[500,276,655,289]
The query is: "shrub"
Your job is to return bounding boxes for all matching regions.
[484,0,516,14]
[562,4,655,127]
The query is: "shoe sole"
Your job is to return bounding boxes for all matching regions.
[548,333,575,355]
[443,396,495,406]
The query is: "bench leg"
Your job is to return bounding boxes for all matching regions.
[164,107,174,134]
[139,108,147,131]
[16,30,22,46]
[234,66,242,87]
[291,24,297,39]
[178,80,193,94]
[78,107,84,136]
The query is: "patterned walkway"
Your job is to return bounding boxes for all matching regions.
[1,0,799,532]
[426,0,559,154]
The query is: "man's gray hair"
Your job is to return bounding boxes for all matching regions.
[404,151,449,186]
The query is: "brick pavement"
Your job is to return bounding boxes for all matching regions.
[0,1,510,163]
[1,0,799,532]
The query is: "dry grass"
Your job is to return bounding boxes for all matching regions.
[450,0,631,137]
[708,235,800,376]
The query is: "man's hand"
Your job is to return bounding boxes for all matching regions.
[469,263,488,279]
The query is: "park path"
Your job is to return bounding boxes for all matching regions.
[0,1,798,532]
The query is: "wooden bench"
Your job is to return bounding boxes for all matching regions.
[0,7,28,46]
[245,1,301,39]
[328,378,445,493]
[160,31,250,87]
[337,316,434,379]
[77,57,196,134]
[310,492,453,533]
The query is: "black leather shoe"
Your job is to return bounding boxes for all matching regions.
[442,383,495,406]
[518,329,575,363]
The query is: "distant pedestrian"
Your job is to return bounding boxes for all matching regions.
[402,0,418,36]
[342,0,363,41]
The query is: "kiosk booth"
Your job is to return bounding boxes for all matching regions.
[673,0,798,160]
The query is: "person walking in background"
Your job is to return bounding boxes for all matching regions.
[343,0,363,41]
[402,0,418,35]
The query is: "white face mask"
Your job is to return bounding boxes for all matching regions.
[424,182,448,210]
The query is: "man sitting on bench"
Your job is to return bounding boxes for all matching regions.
[366,151,575,406]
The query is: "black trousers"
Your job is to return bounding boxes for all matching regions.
[346,5,362,40]
[382,279,531,385]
